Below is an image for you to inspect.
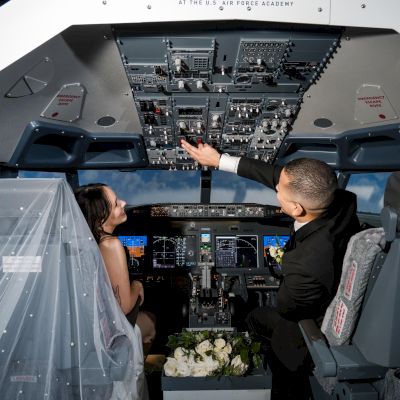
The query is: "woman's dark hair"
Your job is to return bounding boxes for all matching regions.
[74,183,111,243]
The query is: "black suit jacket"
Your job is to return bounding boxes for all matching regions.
[238,157,360,370]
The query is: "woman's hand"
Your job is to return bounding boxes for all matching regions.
[132,280,144,305]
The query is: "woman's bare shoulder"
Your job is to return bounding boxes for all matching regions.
[99,236,122,251]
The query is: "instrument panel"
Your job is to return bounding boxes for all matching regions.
[115,202,291,331]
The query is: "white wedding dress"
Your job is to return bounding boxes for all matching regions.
[0,178,146,399]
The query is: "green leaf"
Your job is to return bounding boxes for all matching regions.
[166,335,178,350]
[251,341,261,354]
[240,348,249,364]
[253,354,262,368]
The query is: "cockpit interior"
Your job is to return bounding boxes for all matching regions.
[1,1,400,399]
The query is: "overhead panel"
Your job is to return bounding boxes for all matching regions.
[115,25,340,170]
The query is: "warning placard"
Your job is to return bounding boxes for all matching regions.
[355,84,398,124]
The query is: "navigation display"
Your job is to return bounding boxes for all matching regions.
[152,235,197,269]
[118,235,147,272]
[215,235,258,268]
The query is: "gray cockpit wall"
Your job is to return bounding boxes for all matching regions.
[1,22,400,175]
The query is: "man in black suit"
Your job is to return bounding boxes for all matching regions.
[181,140,360,399]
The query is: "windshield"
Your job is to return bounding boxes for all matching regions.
[347,172,391,214]
[19,169,390,213]
[75,170,279,206]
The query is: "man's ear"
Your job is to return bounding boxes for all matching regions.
[292,202,306,217]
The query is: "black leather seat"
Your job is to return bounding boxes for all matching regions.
[299,172,400,400]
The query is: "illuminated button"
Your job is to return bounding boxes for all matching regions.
[175,58,182,72]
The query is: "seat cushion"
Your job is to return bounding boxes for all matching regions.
[321,228,386,345]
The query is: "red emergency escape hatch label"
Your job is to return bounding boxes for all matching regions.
[354,85,398,124]
[357,95,384,108]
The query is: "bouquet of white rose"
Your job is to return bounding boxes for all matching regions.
[163,330,261,377]
[268,235,285,265]
[269,245,284,265]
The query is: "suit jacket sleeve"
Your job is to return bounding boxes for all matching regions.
[237,157,281,189]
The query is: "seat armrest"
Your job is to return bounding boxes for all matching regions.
[299,319,337,378]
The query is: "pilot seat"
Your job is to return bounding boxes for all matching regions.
[300,171,400,400]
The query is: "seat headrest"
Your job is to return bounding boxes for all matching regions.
[381,207,398,242]
[382,171,400,236]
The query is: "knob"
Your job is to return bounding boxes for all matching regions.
[196,80,203,89]
[285,108,292,117]
[179,121,187,130]
[178,80,185,90]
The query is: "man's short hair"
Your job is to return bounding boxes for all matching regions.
[283,158,338,213]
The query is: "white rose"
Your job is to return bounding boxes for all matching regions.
[176,358,191,377]
[214,338,226,350]
[203,355,220,374]
[215,350,230,366]
[164,357,179,377]
[230,355,248,376]
[195,339,213,355]
[191,362,209,377]
[222,343,232,354]
[269,246,277,257]
[186,351,196,367]
[174,347,186,359]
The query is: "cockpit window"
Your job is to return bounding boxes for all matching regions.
[77,169,278,206]
[78,170,201,205]
[20,169,390,212]
[18,171,65,179]
[347,172,391,214]
[211,170,278,205]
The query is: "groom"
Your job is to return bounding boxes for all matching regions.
[181,139,360,399]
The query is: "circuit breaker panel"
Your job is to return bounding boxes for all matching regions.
[115,24,340,170]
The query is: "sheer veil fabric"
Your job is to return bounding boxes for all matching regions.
[0,179,146,399]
